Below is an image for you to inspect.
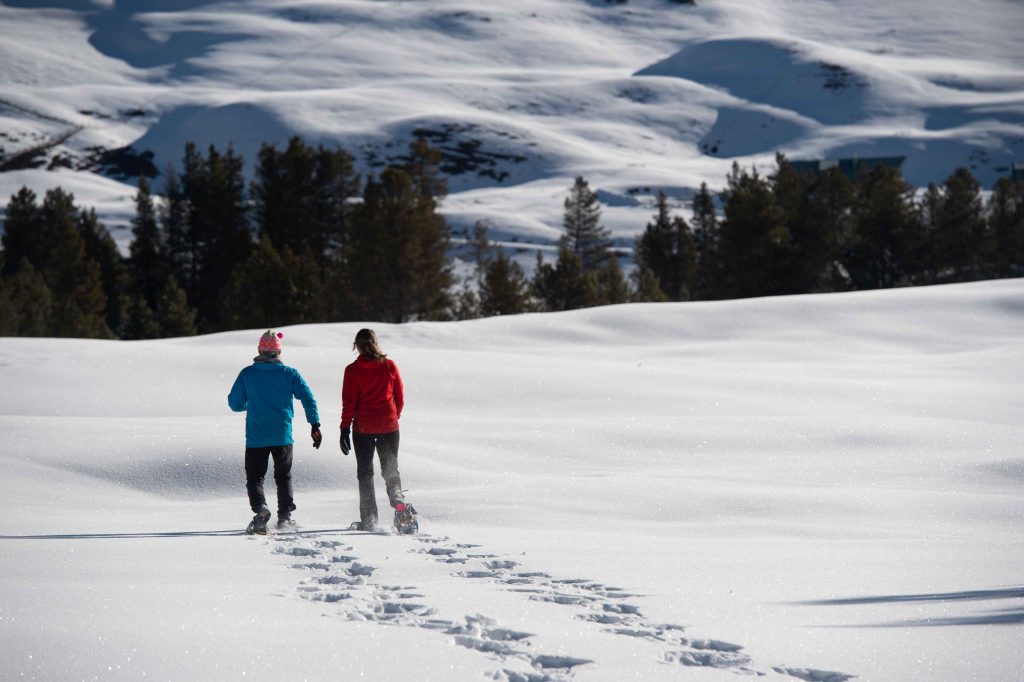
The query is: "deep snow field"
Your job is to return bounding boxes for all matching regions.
[1,0,1023,255]
[1,279,1022,681]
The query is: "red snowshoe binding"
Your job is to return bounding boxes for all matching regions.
[393,502,418,535]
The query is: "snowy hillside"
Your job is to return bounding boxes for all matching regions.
[1,280,1023,681]
[1,0,1023,251]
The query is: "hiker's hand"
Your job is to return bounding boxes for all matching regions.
[311,424,323,450]
[340,428,351,456]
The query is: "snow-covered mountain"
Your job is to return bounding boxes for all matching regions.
[1,0,1023,253]
[1,279,1022,680]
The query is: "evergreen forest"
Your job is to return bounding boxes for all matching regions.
[1,138,1021,339]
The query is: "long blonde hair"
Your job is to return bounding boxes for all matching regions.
[353,328,387,361]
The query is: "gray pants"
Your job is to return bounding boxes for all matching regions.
[353,430,402,527]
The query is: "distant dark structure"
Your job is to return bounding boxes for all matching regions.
[789,156,906,181]
[1012,162,1024,184]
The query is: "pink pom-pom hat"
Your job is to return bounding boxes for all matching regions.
[258,330,283,353]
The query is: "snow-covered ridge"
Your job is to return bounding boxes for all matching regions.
[1,0,1022,248]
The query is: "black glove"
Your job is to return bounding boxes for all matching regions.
[311,423,322,450]
[340,427,351,456]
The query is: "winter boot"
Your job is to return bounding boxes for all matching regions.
[393,502,418,535]
[246,507,272,535]
[276,514,297,531]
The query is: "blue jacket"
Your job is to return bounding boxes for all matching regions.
[228,363,320,448]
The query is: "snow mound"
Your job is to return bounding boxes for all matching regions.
[636,37,869,125]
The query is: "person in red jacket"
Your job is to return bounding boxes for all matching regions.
[339,328,416,532]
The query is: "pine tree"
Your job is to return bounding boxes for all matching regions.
[846,165,920,289]
[988,177,1023,278]
[804,167,855,291]
[630,267,669,303]
[129,178,171,305]
[769,158,810,294]
[479,250,530,316]
[251,136,360,266]
[918,182,943,284]
[772,159,854,294]
[598,252,629,305]
[0,263,53,336]
[468,220,492,288]
[406,137,449,201]
[561,176,611,270]
[166,143,253,332]
[715,163,790,298]
[0,278,15,335]
[201,144,252,330]
[78,208,127,336]
[126,178,196,339]
[348,166,453,322]
[220,235,322,330]
[47,195,109,337]
[690,182,719,299]
[123,294,161,340]
[932,167,988,282]
[634,192,697,300]
[153,278,197,337]
[450,280,480,321]
[531,249,598,311]
[449,219,493,320]
[38,189,110,337]
[1,187,42,276]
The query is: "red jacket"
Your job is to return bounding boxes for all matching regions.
[340,356,404,434]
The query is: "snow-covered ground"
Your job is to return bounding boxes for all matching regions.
[1,279,1022,681]
[2,0,1023,252]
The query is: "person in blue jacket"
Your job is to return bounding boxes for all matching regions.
[228,330,322,534]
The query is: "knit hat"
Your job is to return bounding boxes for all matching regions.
[258,330,283,353]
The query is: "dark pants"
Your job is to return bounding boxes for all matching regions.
[245,445,296,516]
[354,430,402,527]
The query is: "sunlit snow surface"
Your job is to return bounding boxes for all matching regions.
[1,280,1022,680]
[1,0,1023,253]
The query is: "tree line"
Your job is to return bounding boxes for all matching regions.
[1,139,1022,339]
[661,157,1024,301]
[0,137,452,337]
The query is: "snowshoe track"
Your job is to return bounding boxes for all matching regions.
[255,529,855,681]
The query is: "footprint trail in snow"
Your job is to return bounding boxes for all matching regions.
[258,530,855,682]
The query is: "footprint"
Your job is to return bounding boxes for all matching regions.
[426,547,459,556]
[531,593,596,606]
[458,570,500,579]
[347,562,375,577]
[610,627,667,642]
[666,650,752,669]
[380,601,427,615]
[773,667,857,682]
[303,591,350,603]
[274,546,321,557]
[315,575,359,586]
[485,560,519,570]
[601,603,642,615]
[578,613,627,625]
[533,655,592,670]
[686,638,744,653]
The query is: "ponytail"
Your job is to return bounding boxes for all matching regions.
[353,328,387,361]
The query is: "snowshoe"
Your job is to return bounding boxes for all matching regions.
[393,502,418,535]
[348,520,377,532]
[246,507,272,535]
